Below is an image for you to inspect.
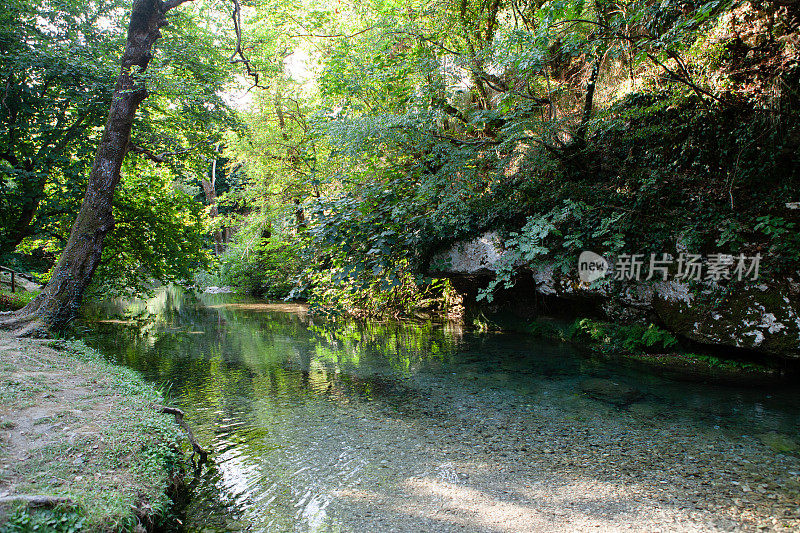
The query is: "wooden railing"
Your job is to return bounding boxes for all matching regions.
[0,266,37,293]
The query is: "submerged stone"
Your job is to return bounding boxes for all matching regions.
[628,402,660,419]
[579,378,643,406]
[760,432,798,454]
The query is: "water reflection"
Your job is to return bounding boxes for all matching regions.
[85,286,800,532]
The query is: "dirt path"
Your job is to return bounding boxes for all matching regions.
[0,334,182,530]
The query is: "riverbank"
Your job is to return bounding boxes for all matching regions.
[0,333,184,531]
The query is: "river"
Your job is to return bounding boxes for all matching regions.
[86,287,800,532]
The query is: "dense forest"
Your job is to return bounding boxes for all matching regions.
[1,0,798,350]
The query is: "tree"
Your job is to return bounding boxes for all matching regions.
[0,0,121,262]
[2,0,197,335]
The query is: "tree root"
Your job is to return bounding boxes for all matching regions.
[0,312,48,338]
[0,290,54,337]
[0,495,74,507]
[159,406,209,463]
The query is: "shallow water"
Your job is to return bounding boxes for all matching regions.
[86,287,800,532]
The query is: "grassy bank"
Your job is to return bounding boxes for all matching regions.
[0,334,185,531]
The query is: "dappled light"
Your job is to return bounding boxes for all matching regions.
[205,302,310,314]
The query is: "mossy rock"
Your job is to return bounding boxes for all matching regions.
[653,283,800,359]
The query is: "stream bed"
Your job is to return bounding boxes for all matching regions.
[86,288,800,532]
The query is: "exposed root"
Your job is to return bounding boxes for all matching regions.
[159,406,209,463]
[0,295,52,337]
[0,314,49,338]
[0,312,31,328]
[0,495,74,507]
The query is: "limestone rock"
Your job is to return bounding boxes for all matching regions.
[429,232,504,275]
[429,233,800,359]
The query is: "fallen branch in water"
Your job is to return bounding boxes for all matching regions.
[0,495,73,507]
[159,406,209,463]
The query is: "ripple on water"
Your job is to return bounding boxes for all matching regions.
[85,287,800,532]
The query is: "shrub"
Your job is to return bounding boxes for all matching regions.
[568,318,678,353]
[220,239,301,299]
[0,290,39,311]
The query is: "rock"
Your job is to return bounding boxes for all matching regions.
[203,286,234,294]
[429,232,504,274]
[652,284,800,359]
[429,234,800,359]
[628,402,660,419]
[759,432,798,454]
[579,378,642,406]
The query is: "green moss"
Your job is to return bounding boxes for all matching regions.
[623,351,775,380]
[654,284,800,356]
[760,432,799,454]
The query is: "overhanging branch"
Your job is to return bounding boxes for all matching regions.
[127,136,215,163]
[230,0,268,90]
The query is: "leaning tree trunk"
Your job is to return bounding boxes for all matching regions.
[0,0,190,335]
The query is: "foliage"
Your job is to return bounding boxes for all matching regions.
[682,352,769,373]
[17,161,212,296]
[4,0,798,317]
[97,163,211,294]
[220,237,302,299]
[568,318,678,353]
[3,506,85,533]
[526,320,564,340]
[0,0,120,261]
[0,290,39,312]
[1,0,237,296]
[216,0,799,315]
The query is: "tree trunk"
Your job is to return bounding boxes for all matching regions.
[576,57,601,147]
[201,151,224,255]
[459,0,491,109]
[1,0,188,335]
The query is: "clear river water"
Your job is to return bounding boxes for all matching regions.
[85,287,800,532]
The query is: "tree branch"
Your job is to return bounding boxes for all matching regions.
[161,0,194,11]
[159,406,209,462]
[433,132,499,145]
[646,52,721,104]
[230,0,268,90]
[286,16,376,39]
[127,136,215,163]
